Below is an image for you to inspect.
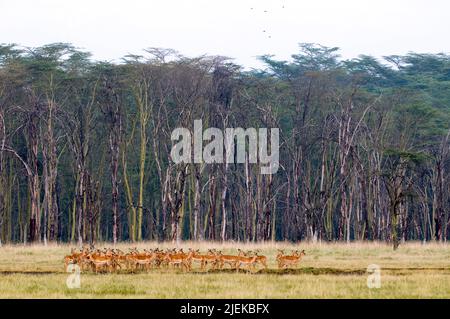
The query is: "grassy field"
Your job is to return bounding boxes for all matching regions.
[0,241,449,298]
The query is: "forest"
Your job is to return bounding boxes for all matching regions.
[0,42,449,248]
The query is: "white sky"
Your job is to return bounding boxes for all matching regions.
[1,0,449,69]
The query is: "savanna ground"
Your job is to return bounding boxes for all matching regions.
[0,241,449,298]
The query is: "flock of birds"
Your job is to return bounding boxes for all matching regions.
[250,2,286,39]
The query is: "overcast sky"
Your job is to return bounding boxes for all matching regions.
[1,0,449,68]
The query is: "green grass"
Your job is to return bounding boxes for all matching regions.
[0,241,449,298]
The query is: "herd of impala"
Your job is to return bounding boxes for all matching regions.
[64,246,306,274]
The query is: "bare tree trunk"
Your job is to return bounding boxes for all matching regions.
[169,167,188,244]
[27,113,41,243]
[110,135,119,244]
[433,130,449,241]
[193,168,201,241]
[207,173,217,241]
[107,107,121,244]
[221,164,229,241]
[42,95,59,242]
[0,109,5,244]
[76,167,85,246]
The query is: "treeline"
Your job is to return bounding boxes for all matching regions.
[0,43,449,248]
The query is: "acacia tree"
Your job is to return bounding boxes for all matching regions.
[0,43,449,244]
[65,71,98,245]
[42,76,60,242]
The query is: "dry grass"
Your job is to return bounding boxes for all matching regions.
[0,241,449,298]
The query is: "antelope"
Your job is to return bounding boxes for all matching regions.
[164,250,194,271]
[216,251,240,270]
[86,254,113,273]
[110,250,127,270]
[129,251,154,272]
[65,247,93,271]
[64,246,290,273]
[189,249,206,269]
[153,249,167,268]
[199,249,220,270]
[253,250,268,269]
[63,250,79,271]
[182,249,196,271]
[235,255,258,272]
[277,250,306,269]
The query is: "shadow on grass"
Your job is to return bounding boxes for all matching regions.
[1,267,449,276]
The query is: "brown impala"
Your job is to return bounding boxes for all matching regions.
[235,255,259,272]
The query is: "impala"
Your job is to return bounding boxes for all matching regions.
[189,249,206,269]
[253,251,268,269]
[216,251,240,269]
[235,255,258,272]
[64,246,303,273]
[164,250,194,271]
[200,249,220,270]
[86,254,113,273]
